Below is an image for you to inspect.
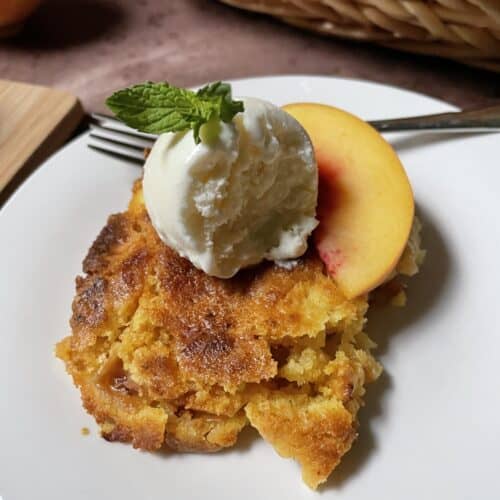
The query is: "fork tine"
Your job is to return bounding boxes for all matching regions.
[92,112,121,123]
[88,136,146,162]
[89,124,154,149]
[90,113,158,140]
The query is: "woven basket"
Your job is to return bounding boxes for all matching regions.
[218,0,500,72]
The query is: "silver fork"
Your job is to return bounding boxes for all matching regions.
[89,113,157,161]
[88,105,500,162]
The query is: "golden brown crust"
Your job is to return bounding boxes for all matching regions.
[165,411,247,452]
[245,392,356,489]
[83,213,129,275]
[57,179,385,488]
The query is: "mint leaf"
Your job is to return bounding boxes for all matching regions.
[196,82,244,123]
[106,81,244,143]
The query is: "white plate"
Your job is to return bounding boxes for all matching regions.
[1,76,499,500]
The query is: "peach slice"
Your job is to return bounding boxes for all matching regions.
[283,103,414,299]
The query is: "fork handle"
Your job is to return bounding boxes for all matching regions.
[368,104,500,133]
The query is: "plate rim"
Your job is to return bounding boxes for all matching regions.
[0,74,459,218]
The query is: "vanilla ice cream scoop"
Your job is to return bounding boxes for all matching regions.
[142,97,318,278]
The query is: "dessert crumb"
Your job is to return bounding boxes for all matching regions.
[81,427,90,436]
[390,290,407,307]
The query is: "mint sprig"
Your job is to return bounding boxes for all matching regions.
[106,81,244,144]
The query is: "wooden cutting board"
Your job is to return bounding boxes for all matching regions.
[0,80,84,197]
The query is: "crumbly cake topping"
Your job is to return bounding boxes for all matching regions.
[57,180,423,489]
